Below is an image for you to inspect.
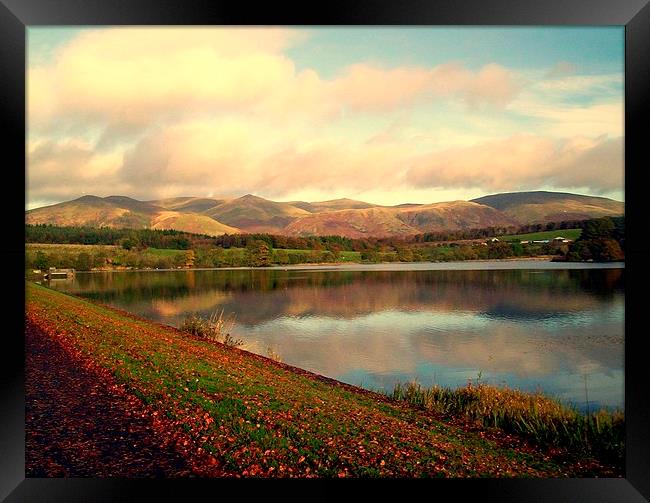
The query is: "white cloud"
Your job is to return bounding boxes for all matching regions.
[26,28,624,206]
[407,134,623,194]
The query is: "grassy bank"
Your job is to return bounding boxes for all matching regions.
[391,381,623,468]
[25,282,618,477]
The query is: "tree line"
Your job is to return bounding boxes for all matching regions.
[563,216,624,262]
[26,217,598,252]
[26,216,624,271]
[26,240,563,272]
[26,225,195,249]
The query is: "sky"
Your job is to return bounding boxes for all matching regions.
[26,27,624,209]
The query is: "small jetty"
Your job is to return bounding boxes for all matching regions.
[45,268,75,280]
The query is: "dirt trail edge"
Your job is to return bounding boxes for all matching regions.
[26,319,224,477]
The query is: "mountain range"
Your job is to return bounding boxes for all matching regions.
[26,191,624,238]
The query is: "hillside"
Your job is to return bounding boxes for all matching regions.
[27,191,624,239]
[290,198,377,213]
[472,191,624,224]
[26,195,239,236]
[395,201,519,233]
[203,194,311,234]
[150,212,240,235]
[285,207,418,238]
[149,197,224,214]
[26,195,159,229]
[285,201,518,238]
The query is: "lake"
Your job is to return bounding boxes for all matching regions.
[45,260,625,411]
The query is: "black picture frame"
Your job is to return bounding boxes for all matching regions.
[2,1,649,501]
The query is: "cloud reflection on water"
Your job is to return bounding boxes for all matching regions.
[52,266,624,408]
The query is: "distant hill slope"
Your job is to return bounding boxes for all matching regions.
[26,195,159,229]
[27,190,623,239]
[26,196,239,236]
[150,212,240,235]
[284,207,417,238]
[395,201,520,233]
[149,197,224,214]
[471,191,624,224]
[203,194,311,234]
[290,198,377,213]
[284,201,518,238]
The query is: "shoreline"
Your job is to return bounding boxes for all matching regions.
[38,256,624,274]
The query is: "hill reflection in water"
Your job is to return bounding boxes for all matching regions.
[49,265,624,410]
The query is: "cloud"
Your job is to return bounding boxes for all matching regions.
[28,28,303,133]
[508,72,623,138]
[407,134,623,193]
[519,101,623,138]
[26,27,623,206]
[111,119,411,200]
[29,119,623,205]
[27,139,126,202]
[326,62,521,112]
[118,120,270,197]
[460,63,522,108]
[545,61,578,79]
[28,28,522,137]
[535,73,622,95]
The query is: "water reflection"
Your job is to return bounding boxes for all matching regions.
[48,264,624,411]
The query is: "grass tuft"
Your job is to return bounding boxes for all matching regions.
[180,310,243,347]
[266,346,283,362]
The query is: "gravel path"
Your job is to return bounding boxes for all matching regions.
[25,319,202,477]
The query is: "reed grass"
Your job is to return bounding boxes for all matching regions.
[266,346,283,362]
[180,310,243,347]
[390,380,624,467]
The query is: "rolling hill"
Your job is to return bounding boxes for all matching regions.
[149,197,224,214]
[26,195,158,229]
[285,201,519,238]
[26,196,240,236]
[471,191,624,224]
[27,191,624,238]
[396,201,520,233]
[284,207,416,238]
[202,194,311,234]
[289,198,376,213]
[150,212,239,235]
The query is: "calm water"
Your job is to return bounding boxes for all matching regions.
[46,261,625,411]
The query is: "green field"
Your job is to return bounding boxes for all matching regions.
[144,247,188,258]
[340,251,362,261]
[498,229,582,242]
[26,282,614,477]
[280,248,361,262]
[26,243,120,253]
